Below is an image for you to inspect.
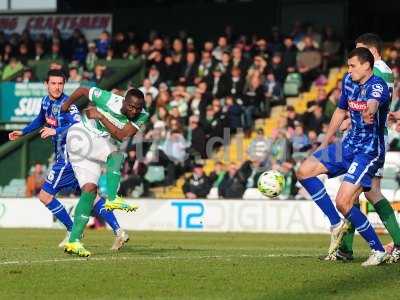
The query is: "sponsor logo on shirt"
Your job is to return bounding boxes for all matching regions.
[46,117,57,126]
[348,100,367,111]
[94,89,102,98]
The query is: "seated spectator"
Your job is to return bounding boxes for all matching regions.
[148,65,163,87]
[34,42,45,61]
[302,104,328,134]
[231,46,250,74]
[248,128,272,164]
[86,42,98,72]
[179,51,198,86]
[264,72,283,112]
[296,35,322,90]
[218,163,246,199]
[227,66,245,99]
[216,51,231,74]
[209,161,226,188]
[268,53,286,83]
[386,47,400,70]
[286,105,301,129]
[18,43,30,65]
[96,31,111,58]
[271,128,292,164]
[125,44,141,62]
[212,36,230,61]
[201,105,224,141]
[206,67,229,98]
[242,74,264,134]
[163,54,180,85]
[282,36,298,73]
[182,164,212,199]
[72,35,88,65]
[119,146,147,197]
[26,163,45,197]
[2,58,23,80]
[224,95,243,133]
[92,64,106,84]
[321,26,341,71]
[291,121,310,152]
[239,158,269,189]
[16,67,34,83]
[185,115,207,159]
[68,66,82,83]
[196,51,215,83]
[140,78,159,99]
[46,41,63,60]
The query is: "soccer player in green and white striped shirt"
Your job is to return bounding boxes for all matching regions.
[60,86,149,257]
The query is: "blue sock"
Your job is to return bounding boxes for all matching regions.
[46,198,73,232]
[300,177,341,226]
[345,206,384,251]
[92,198,121,234]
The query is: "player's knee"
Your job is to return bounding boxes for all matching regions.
[296,163,312,180]
[81,183,97,194]
[38,189,53,205]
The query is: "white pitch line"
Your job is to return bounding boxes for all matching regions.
[0,254,314,266]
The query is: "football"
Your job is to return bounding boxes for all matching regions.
[257,170,285,198]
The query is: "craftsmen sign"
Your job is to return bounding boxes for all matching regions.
[0,14,112,40]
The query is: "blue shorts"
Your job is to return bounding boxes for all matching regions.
[313,142,384,190]
[42,162,80,196]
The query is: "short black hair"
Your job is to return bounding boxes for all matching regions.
[348,47,375,69]
[46,69,66,82]
[355,33,382,54]
[125,88,144,103]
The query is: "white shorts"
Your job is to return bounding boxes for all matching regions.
[375,134,389,177]
[66,122,118,187]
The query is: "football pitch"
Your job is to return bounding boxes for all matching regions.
[0,229,398,300]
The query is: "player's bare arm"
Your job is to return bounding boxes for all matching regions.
[39,127,57,139]
[85,106,137,141]
[362,99,379,124]
[61,87,90,112]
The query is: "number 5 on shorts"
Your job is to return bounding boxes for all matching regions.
[348,162,358,175]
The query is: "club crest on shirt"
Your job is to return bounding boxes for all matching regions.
[360,88,367,98]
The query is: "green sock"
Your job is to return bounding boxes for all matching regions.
[69,191,96,242]
[106,152,124,201]
[339,203,360,255]
[374,198,400,246]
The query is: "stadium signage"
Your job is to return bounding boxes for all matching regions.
[0,14,112,40]
[0,82,93,123]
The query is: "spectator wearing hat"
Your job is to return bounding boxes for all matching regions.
[182,163,212,199]
[86,42,98,72]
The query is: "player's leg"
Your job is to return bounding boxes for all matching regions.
[296,144,343,227]
[92,195,130,250]
[335,157,388,266]
[64,158,103,257]
[104,151,138,212]
[40,167,74,245]
[364,178,400,263]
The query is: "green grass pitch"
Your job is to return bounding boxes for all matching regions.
[0,229,399,300]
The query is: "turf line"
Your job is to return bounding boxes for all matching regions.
[0,253,315,266]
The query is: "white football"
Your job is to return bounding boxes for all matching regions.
[257,170,285,198]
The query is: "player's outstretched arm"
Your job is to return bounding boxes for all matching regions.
[319,107,347,148]
[85,106,137,142]
[61,87,89,112]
